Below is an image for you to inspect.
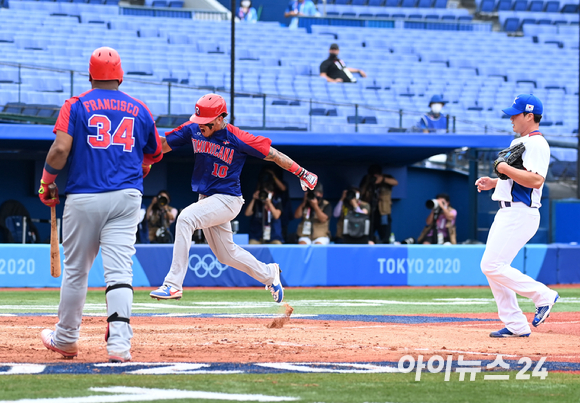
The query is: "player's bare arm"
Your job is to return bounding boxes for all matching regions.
[265,146,318,191]
[46,130,73,169]
[475,177,498,193]
[264,146,294,169]
[160,136,172,153]
[496,164,545,189]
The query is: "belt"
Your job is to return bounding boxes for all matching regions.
[498,201,512,208]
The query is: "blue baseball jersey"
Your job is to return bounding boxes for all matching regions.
[165,123,272,197]
[54,89,162,195]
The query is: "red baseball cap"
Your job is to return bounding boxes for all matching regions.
[190,94,228,125]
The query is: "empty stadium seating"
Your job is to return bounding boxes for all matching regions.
[0,0,577,136]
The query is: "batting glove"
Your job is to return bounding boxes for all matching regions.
[297,168,318,191]
[38,180,60,207]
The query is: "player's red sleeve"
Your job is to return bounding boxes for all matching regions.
[53,97,79,135]
[228,124,272,158]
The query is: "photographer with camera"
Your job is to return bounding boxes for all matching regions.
[146,190,178,244]
[295,183,332,245]
[334,188,371,244]
[245,182,284,244]
[359,164,398,244]
[417,193,457,245]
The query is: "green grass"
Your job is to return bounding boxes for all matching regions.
[0,287,578,315]
[1,372,579,403]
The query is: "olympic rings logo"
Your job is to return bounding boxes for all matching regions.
[188,254,229,278]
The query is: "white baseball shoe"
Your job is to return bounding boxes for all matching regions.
[266,264,284,303]
[40,329,78,359]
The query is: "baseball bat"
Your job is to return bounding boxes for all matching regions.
[49,183,61,278]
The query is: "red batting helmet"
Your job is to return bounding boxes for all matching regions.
[190,94,228,125]
[89,47,123,84]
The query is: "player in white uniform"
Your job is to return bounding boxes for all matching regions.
[475,94,559,338]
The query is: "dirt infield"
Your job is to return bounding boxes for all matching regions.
[1,312,579,364]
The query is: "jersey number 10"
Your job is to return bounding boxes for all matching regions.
[88,115,135,152]
[212,163,228,178]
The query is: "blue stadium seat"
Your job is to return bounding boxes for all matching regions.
[56,0,72,3]
[385,0,400,6]
[376,12,390,17]
[425,14,439,19]
[401,0,418,6]
[368,0,384,4]
[342,12,357,17]
[528,0,544,10]
[433,0,447,7]
[496,0,513,10]
[418,0,434,7]
[480,0,495,11]
[458,15,473,21]
[87,0,104,4]
[363,116,378,124]
[408,13,422,18]
[105,0,119,4]
[512,0,528,9]
[335,0,350,4]
[347,115,364,124]
[168,0,184,6]
[538,18,552,24]
[544,0,559,11]
[561,3,579,12]
[441,14,456,19]
[504,17,521,32]
[310,108,326,116]
[152,0,168,6]
[352,0,368,4]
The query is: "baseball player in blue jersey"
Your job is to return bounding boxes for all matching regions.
[150,94,318,303]
[38,47,163,362]
[475,94,558,338]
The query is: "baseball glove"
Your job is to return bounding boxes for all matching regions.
[494,143,525,180]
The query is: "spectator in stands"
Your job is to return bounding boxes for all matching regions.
[237,0,258,23]
[359,164,398,244]
[295,183,332,245]
[417,193,457,245]
[257,166,293,240]
[284,0,320,29]
[334,187,371,244]
[245,182,284,244]
[417,95,448,134]
[146,190,178,243]
[320,44,367,84]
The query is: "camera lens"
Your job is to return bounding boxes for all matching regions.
[259,191,268,201]
[157,195,168,207]
[307,191,315,200]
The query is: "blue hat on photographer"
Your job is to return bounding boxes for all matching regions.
[502,94,543,116]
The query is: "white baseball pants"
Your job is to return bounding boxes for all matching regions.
[481,203,558,335]
[163,194,277,289]
[56,189,141,357]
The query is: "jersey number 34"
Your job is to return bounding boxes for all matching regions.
[88,115,135,152]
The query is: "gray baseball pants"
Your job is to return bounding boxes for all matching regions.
[54,189,141,358]
[163,194,276,289]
